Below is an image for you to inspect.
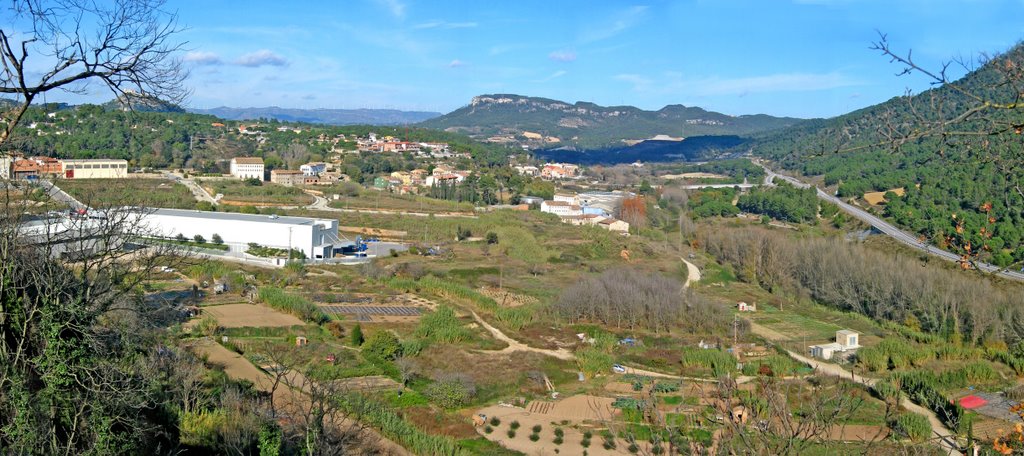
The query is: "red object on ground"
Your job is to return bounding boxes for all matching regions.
[959,395,987,409]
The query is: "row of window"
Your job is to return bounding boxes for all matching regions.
[65,163,127,169]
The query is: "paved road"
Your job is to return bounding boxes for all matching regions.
[757,162,1024,283]
[38,179,86,210]
[162,172,218,205]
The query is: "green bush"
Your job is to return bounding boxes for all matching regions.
[257,287,327,323]
[510,420,520,430]
[350,323,365,346]
[414,305,471,344]
[532,424,542,433]
[484,426,493,434]
[489,416,501,427]
[529,433,540,442]
[423,374,476,409]
[507,430,516,438]
[179,410,227,448]
[894,412,931,442]
[363,331,403,361]
[680,347,736,377]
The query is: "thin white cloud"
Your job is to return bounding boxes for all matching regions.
[579,5,648,44]
[548,50,577,62]
[375,0,406,18]
[615,71,858,96]
[694,72,859,96]
[183,51,222,66]
[614,73,653,91]
[415,21,478,30]
[533,70,568,83]
[448,59,468,68]
[235,50,288,67]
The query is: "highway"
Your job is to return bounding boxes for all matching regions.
[757,163,1024,283]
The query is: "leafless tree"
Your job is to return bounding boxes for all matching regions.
[0,186,191,453]
[1,0,187,145]
[258,342,378,456]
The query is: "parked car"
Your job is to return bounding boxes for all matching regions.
[612,364,626,374]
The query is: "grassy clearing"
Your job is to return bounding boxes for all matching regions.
[328,188,474,213]
[202,179,312,205]
[59,178,197,208]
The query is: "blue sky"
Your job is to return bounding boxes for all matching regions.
[50,1,1024,118]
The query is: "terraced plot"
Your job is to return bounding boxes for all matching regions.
[320,305,423,322]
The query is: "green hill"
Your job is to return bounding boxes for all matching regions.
[752,43,1024,266]
[419,94,804,149]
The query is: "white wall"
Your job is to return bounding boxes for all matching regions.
[138,210,338,259]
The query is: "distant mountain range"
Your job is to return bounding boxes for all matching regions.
[188,106,441,125]
[418,94,805,149]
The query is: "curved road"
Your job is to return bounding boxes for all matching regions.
[758,163,1024,283]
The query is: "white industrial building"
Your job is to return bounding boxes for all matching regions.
[137,208,342,259]
[540,200,582,217]
[230,157,265,180]
[61,159,129,179]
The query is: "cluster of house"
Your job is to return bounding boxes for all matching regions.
[537,191,632,234]
[354,133,465,159]
[229,157,341,186]
[0,154,128,180]
[513,162,580,180]
[373,164,472,194]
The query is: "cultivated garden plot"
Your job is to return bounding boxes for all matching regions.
[198,303,306,328]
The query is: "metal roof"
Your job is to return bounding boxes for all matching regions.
[146,208,327,226]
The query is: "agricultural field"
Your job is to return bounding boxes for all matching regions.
[200,178,313,205]
[326,186,475,214]
[149,187,1024,456]
[58,177,198,208]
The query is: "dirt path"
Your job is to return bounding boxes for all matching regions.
[192,339,411,456]
[470,311,575,360]
[683,258,701,287]
[748,322,960,455]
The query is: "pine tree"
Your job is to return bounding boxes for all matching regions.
[351,323,364,346]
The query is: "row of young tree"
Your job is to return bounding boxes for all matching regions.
[736,182,819,224]
[700,227,1024,344]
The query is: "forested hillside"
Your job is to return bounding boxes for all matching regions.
[4,104,513,171]
[421,94,803,148]
[752,43,1024,266]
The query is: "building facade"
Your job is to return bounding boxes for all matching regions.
[61,159,128,179]
[137,208,341,260]
[300,162,326,176]
[270,169,305,186]
[230,157,265,180]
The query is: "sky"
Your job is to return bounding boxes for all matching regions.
[28,0,1024,118]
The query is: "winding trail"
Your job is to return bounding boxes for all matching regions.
[470,258,705,381]
[748,322,959,455]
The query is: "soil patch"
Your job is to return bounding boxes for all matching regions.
[201,303,305,328]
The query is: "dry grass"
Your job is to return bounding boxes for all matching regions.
[201,303,306,328]
[862,187,905,205]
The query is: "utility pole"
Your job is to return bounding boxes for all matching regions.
[288,227,293,262]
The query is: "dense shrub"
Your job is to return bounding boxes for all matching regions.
[423,374,477,409]
[893,413,931,442]
[362,331,403,361]
[680,347,736,377]
[258,287,327,323]
[414,306,471,344]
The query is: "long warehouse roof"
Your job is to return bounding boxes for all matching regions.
[142,208,328,226]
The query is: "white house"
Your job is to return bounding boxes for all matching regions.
[553,192,578,204]
[737,302,757,312]
[809,329,861,360]
[299,162,326,176]
[230,157,265,180]
[597,217,630,234]
[540,200,582,217]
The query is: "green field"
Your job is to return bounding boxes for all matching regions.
[58,178,198,209]
[201,178,312,205]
